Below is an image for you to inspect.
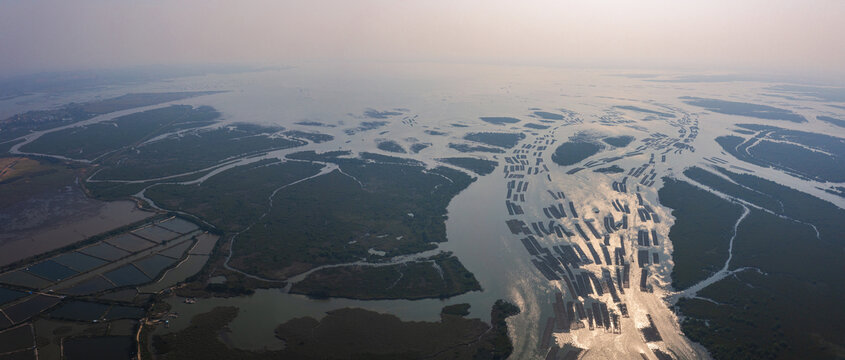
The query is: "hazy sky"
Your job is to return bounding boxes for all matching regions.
[1,0,843,77]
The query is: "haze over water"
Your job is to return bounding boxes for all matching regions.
[1,2,844,360]
[1,0,843,82]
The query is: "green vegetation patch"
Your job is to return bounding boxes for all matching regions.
[438,157,498,175]
[658,177,743,290]
[593,165,625,174]
[290,253,481,300]
[282,130,333,143]
[151,307,260,359]
[683,167,782,211]
[0,91,220,143]
[145,159,324,232]
[463,132,525,149]
[479,300,522,359]
[480,117,520,125]
[364,109,403,119]
[680,97,806,122]
[732,128,755,135]
[671,166,845,359]
[448,143,505,154]
[749,140,845,182]
[286,150,351,162]
[94,124,305,180]
[551,141,601,166]
[0,138,24,155]
[523,123,550,130]
[229,159,474,280]
[823,185,845,198]
[601,135,635,147]
[613,105,675,118]
[22,105,219,160]
[709,166,845,244]
[441,303,471,317]
[817,115,845,128]
[410,143,430,153]
[678,209,845,360]
[294,120,335,128]
[716,124,845,182]
[77,92,222,114]
[714,135,750,162]
[359,152,424,166]
[375,140,407,154]
[532,111,564,120]
[85,173,198,201]
[768,84,845,102]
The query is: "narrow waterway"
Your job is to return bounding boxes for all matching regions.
[667,205,749,303]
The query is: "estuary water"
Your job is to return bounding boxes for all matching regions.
[8,62,844,359]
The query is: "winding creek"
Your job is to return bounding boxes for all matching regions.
[6,65,845,359]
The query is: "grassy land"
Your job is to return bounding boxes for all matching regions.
[0,91,220,143]
[410,143,430,153]
[708,166,845,245]
[21,105,219,160]
[680,97,806,123]
[151,300,520,360]
[290,253,481,300]
[437,157,498,175]
[593,165,624,174]
[441,303,471,316]
[668,167,845,359]
[229,159,474,280]
[551,141,601,166]
[716,124,845,182]
[523,123,550,130]
[741,124,845,158]
[145,159,324,232]
[601,135,635,147]
[678,209,845,360]
[823,185,845,198]
[817,115,845,128]
[25,106,315,200]
[77,92,223,114]
[170,238,283,300]
[613,105,675,118]
[657,177,743,290]
[478,300,522,360]
[282,130,333,143]
[286,150,352,162]
[0,139,24,155]
[683,167,782,211]
[146,150,480,300]
[715,134,771,170]
[479,117,520,125]
[151,307,263,359]
[533,111,564,120]
[377,140,407,153]
[85,172,209,201]
[448,143,505,154]
[749,140,845,182]
[463,132,525,149]
[359,152,424,166]
[93,124,305,180]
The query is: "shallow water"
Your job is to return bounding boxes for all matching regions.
[9,62,845,359]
